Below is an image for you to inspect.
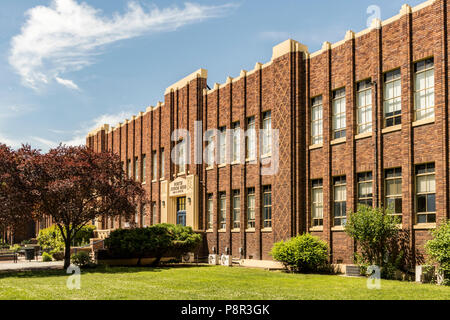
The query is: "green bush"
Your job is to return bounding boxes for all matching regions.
[71,251,92,268]
[42,252,53,262]
[104,224,202,265]
[51,251,64,261]
[37,224,96,252]
[271,234,329,273]
[9,244,21,253]
[425,220,450,286]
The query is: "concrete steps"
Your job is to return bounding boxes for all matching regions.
[345,265,362,277]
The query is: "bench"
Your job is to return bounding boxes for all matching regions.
[0,250,18,263]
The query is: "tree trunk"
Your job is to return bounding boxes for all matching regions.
[64,238,71,269]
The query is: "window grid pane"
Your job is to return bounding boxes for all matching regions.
[384,69,402,127]
[414,59,434,121]
[311,96,323,145]
[415,163,436,223]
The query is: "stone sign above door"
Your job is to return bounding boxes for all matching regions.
[169,177,187,197]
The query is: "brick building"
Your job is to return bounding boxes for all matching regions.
[86,0,449,265]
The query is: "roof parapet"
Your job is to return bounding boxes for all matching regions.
[164,68,208,95]
[271,39,308,61]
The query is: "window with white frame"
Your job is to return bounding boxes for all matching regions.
[414,58,435,121]
[311,96,323,145]
[127,159,132,178]
[177,140,185,174]
[160,149,165,179]
[219,127,226,165]
[206,134,215,167]
[356,80,372,134]
[246,117,256,160]
[333,176,347,226]
[134,157,139,181]
[311,179,323,227]
[219,192,226,230]
[263,185,272,228]
[247,188,255,229]
[357,172,373,207]
[415,163,436,224]
[332,88,346,139]
[141,154,146,183]
[385,168,402,223]
[152,151,157,181]
[232,190,240,229]
[207,194,213,230]
[384,69,402,127]
[262,111,272,156]
[232,122,240,163]
[140,204,146,227]
[152,202,157,225]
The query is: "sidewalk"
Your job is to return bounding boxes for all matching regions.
[0,258,64,272]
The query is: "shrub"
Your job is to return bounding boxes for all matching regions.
[271,234,329,273]
[104,224,202,266]
[37,225,96,252]
[51,251,64,261]
[42,252,53,262]
[425,220,450,286]
[345,205,401,277]
[9,244,22,253]
[71,251,92,268]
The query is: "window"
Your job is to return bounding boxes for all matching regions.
[311,179,323,227]
[332,88,346,139]
[384,69,401,127]
[134,157,139,181]
[232,122,240,163]
[127,159,132,178]
[232,190,240,229]
[357,172,373,207]
[311,96,323,145]
[415,163,436,223]
[219,192,226,230]
[177,140,185,174]
[152,202,157,225]
[140,204,146,227]
[206,135,215,167]
[262,111,272,156]
[152,151,157,181]
[414,58,434,121]
[247,188,255,229]
[385,168,402,222]
[333,176,347,226]
[263,185,272,228]
[160,149,165,179]
[207,194,213,230]
[141,155,146,183]
[246,117,256,159]
[219,127,226,165]
[356,80,372,134]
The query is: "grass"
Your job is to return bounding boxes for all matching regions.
[0,265,449,300]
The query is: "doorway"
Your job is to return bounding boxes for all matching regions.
[176,197,186,226]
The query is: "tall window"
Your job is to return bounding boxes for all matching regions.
[219,192,226,230]
[311,179,323,227]
[246,116,256,160]
[311,96,323,145]
[140,204,146,227]
[177,140,185,174]
[152,202,157,225]
[332,88,346,139]
[263,185,272,228]
[152,151,157,181]
[384,69,401,127]
[357,172,373,207]
[414,58,435,121]
[134,157,139,181]
[207,194,213,230]
[160,149,165,179]
[206,135,215,167]
[356,80,372,134]
[232,190,240,229]
[141,154,146,183]
[416,163,436,223]
[219,127,226,165]
[262,111,272,156]
[385,168,402,222]
[333,176,347,226]
[247,188,255,229]
[232,122,240,163]
[127,159,132,178]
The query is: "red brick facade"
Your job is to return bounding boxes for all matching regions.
[86,0,450,264]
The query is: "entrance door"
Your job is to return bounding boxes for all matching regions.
[176,197,186,226]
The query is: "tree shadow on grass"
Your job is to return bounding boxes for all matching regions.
[0,263,213,280]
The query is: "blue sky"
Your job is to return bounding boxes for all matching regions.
[0,0,425,151]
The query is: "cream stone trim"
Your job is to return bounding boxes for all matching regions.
[164,68,208,95]
[231,228,240,233]
[309,143,323,150]
[261,228,273,233]
[331,226,345,231]
[271,39,308,61]
[412,0,436,13]
[247,62,263,77]
[309,226,323,232]
[412,117,435,127]
[330,137,346,145]
[382,124,402,134]
[413,223,436,230]
[355,132,372,140]
[345,30,355,41]
[87,124,110,137]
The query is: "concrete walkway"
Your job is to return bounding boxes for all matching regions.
[0,260,64,272]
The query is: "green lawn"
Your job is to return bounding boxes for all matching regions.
[0,265,449,300]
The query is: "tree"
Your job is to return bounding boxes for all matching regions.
[425,220,450,285]
[0,144,39,243]
[31,145,145,268]
[345,205,400,271]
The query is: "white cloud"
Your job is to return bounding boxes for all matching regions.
[0,133,22,149]
[10,0,236,90]
[31,136,58,148]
